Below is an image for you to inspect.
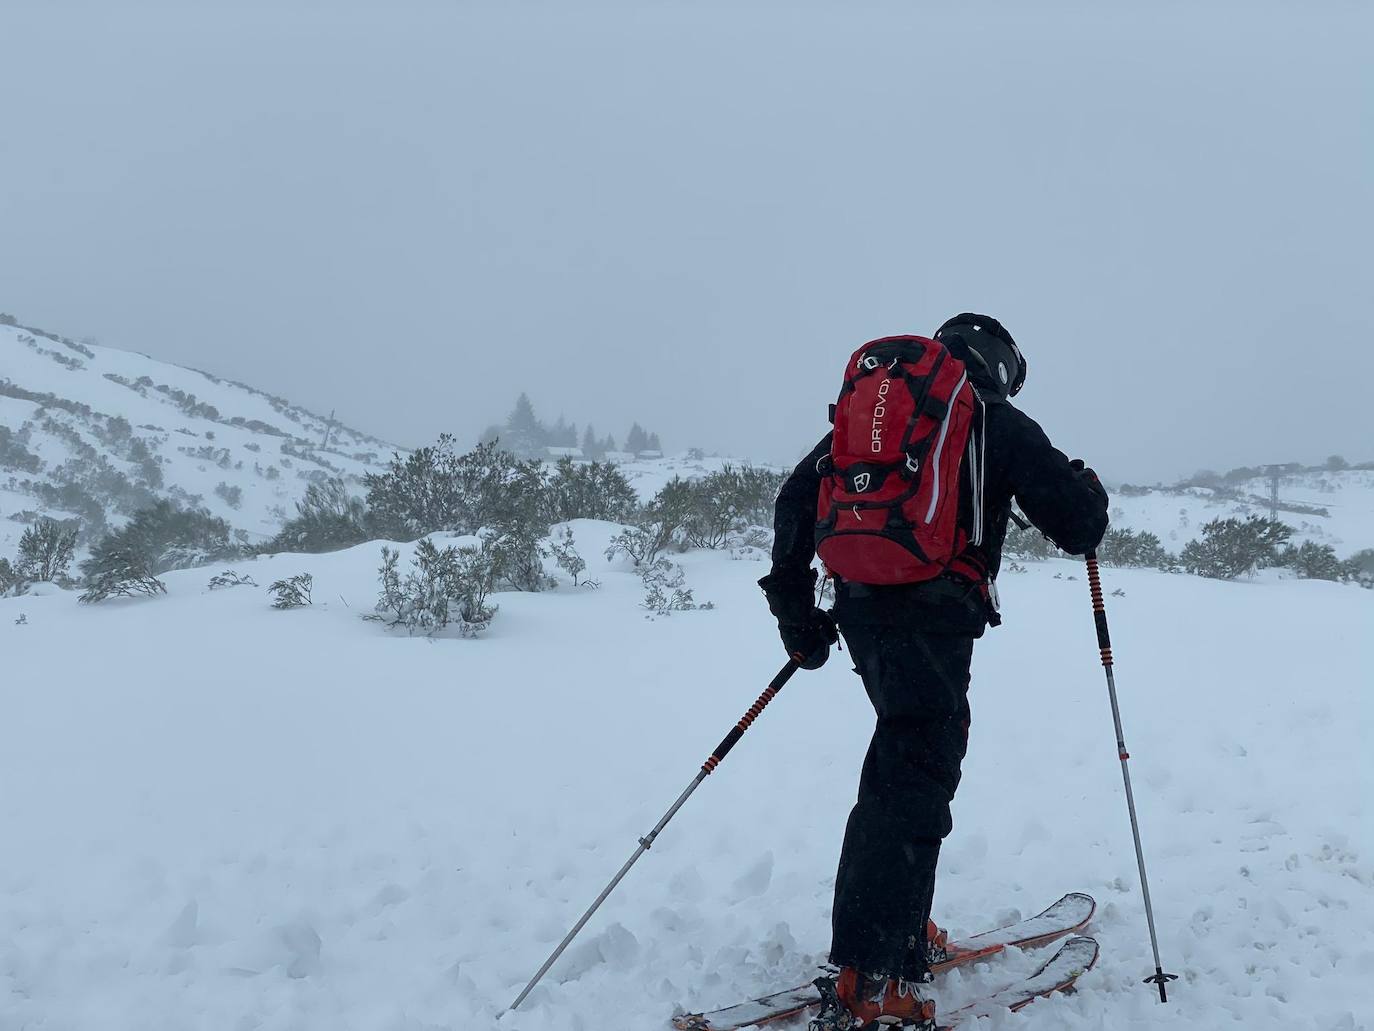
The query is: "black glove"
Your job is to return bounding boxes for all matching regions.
[780,607,839,670]
[758,568,838,669]
[1069,459,1108,505]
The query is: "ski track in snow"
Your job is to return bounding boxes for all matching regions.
[3,522,1371,1031]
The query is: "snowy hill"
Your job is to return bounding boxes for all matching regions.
[1106,469,1374,559]
[0,318,398,550]
[3,531,1370,1030]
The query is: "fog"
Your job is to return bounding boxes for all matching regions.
[2,0,1370,481]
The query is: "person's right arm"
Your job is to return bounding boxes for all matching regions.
[1001,407,1109,555]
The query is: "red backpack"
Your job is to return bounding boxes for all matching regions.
[815,335,985,586]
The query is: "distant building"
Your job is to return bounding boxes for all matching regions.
[635,450,664,460]
[603,450,636,464]
[545,446,584,460]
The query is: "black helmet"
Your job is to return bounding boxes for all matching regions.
[934,313,1026,399]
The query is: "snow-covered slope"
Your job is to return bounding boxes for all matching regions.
[0,319,398,549]
[1106,470,1374,558]
[3,534,1369,1030]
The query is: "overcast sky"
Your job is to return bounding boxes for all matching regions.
[2,1,1370,482]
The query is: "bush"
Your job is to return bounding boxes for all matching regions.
[1096,527,1174,570]
[1003,523,1061,561]
[0,557,16,595]
[0,425,44,474]
[551,524,596,587]
[486,521,555,593]
[1343,548,1374,589]
[268,574,314,609]
[681,465,786,550]
[1180,516,1293,580]
[15,518,78,585]
[214,482,243,509]
[266,478,372,554]
[606,477,696,567]
[208,570,258,589]
[365,437,549,540]
[640,558,710,616]
[80,547,167,603]
[1277,541,1344,581]
[545,458,638,523]
[81,500,240,585]
[369,540,498,636]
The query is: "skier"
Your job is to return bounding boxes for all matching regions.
[759,314,1109,1030]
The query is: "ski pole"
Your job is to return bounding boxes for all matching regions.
[507,656,803,1013]
[1084,551,1177,1002]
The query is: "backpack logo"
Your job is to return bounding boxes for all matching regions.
[853,471,871,492]
[870,378,891,453]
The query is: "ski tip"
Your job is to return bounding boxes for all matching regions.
[1055,935,1100,972]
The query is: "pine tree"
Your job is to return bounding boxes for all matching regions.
[551,414,571,449]
[647,432,662,453]
[604,434,618,454]
[503,393,546,456]
[626,423,648,454]
[582,425,600,458]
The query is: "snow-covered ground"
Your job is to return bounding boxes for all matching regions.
[4,530,1371,1031]
[1107,470,1374,559]
[0,320,397,550]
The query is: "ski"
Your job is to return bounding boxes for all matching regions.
[672,892,1094,1030]
[939,935,1099,1028]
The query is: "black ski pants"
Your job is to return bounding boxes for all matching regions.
[829,623,974,981]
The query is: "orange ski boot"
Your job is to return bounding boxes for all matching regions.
[809,967,938,1030]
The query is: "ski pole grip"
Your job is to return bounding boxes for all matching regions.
[1084,551,1113,664]
[702,659,800,774]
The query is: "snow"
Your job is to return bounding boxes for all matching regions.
[0,322,398,551]
[3,535,1371,1030]
[1107,470,1374,559]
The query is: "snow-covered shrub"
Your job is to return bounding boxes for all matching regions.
[79,548,167,603]
[1180,516,1293,580]
[486,521,555,593]
[0,425,43,474]
[81,500,240,584]
[1277,541,1344,582]
[0,558,17,596]
[1096,527,1175,570]
[551,525,597,587]
[640,558,710,616]
[214,482,243,509]
[265,478,371,554]
[208,570,258,590]
[1003,523,1061,561]
[606,478,695,567]
[369,540,498,636]
[680,465,785,550]
[364,437,549,540]
[729,525,773,561]
[15,518,78,586]
[268,574,314,609]
[1343,549,1374,589]
[605,525,659,568]
[545,458,637,523]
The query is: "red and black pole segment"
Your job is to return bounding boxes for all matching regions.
[508,657,803,1013]
[1084,551,1177,1002]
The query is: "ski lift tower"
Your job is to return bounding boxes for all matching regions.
[1265,464,1282,521]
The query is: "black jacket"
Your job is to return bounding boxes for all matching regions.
[767,385,1109,635]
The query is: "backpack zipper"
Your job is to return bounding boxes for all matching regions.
[923,371,967,523]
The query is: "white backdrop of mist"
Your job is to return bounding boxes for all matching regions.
[2,1,1370,482]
